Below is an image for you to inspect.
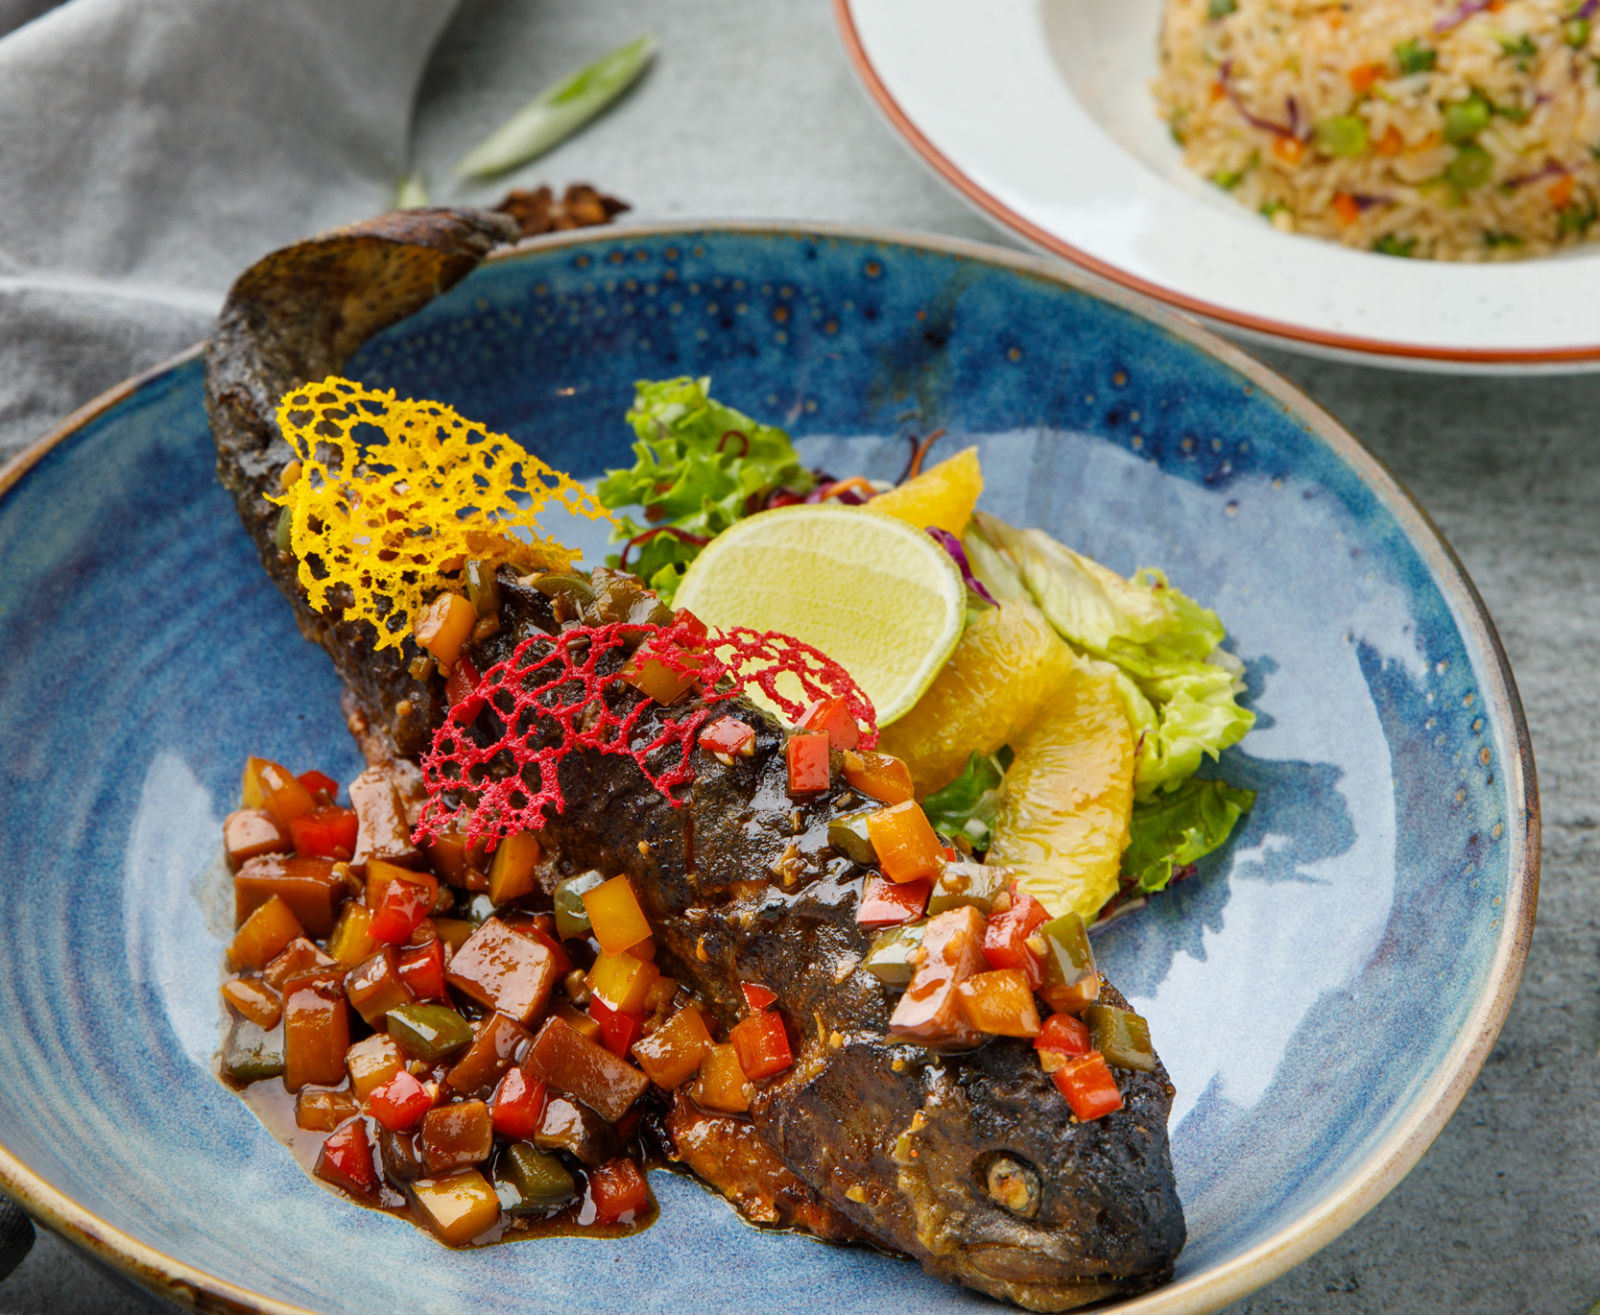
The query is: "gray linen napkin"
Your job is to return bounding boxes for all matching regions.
[0,0,463,460]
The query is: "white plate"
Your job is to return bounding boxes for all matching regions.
[836,0,1600,370]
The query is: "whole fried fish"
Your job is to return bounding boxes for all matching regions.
[204,210,1186,1311]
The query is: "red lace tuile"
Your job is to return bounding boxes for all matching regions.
[414,618,877,850]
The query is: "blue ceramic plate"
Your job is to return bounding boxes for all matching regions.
[0,224,1536,1315]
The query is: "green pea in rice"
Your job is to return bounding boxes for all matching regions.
[1155,0,1600,260]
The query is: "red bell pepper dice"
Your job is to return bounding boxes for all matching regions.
[588,1157,650,1225]
[1053,1052,1124,1121]
[856,877,931,929]
[796,696,860,750]
[740,982,778,1011]
[289,805,359,859]
[370,873,436,945]
[444,653,484,720]
[296,770,340,802]
[314,1117,379,1197]
[785,731,831,795]
[698,715,755,758]
[588,997,644,1057]
[983,887,1050,986]
[397,937,448,1001]
[491,1064,549,1140]
[1036,1012,1092,1059]
[364,1069,434,1132]
[729,1010,793,1080]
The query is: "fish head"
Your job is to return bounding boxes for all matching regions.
[892,1043,1186,1311]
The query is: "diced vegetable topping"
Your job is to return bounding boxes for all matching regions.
[866,801,945,885]
[691,1043,752,1113]
[369,869,438,945]
[587,998,644,1057]
[1037,913,1100,1014]
[527,1015,649,1123]
[553,871,607,940]
[1052,1052,1124,1121]
[498,1142,576,1214]
[446,918,560,1024]
[927,861,1010,917]
[221,977,282,1028]
[857,877,931,929]
[697,715,756,758]
[728,1010,793,1080]
[345,1034,404,1100]
[234,855,345,938]
[445,1013,533,1096]
[796,696,861,750]
[862,921,928,988]
[387,1003,475,1063]
[241,757,316,828]
[1085,1004,1156,1072]
[397,937,449,1002]
[223,808,290,870]
[887,907,988,1051]
[326,903,380,967]
[1035,1012,1092,1065]
[840,749,915,805]
[982,887,1049,985]
[491,1063,550,1140]
[315,1118,379,1198]
[410,1168,503,1244]
[289,805,359,860]
[740,982,778,1011]
[365,1069,434,1132]
[229,895,304,971]
[587,1158,651,1225]
[295,1088,360,1133]
[581,878,652,956]
[421,1099,495,1174]
[344,948,415,1028]
[588,951,660,1017]
[487,830,542,906]
[283,970,351,1092]
[956,969,1042,1038]
[828,811,879,866]
[414,591,478,669]
[785,730,832,795]
[632,1006,712,1088]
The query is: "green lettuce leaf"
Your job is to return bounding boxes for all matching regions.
[973,511,1254,798]
[921,747,1012,851]
[1122,778,1255,894]
[597,376,814,603]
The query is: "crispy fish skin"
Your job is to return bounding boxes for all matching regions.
[204,211,1186,1310]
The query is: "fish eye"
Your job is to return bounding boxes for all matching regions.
[976,1153,1042,1220]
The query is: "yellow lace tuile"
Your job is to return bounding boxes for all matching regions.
[271,377,611,649]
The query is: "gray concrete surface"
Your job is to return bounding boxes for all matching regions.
[7,1,1595,1311]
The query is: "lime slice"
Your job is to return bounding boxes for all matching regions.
[673,504,966,726]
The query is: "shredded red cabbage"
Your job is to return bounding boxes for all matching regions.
[927,527,997,606]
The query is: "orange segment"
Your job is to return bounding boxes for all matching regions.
[877,575,1075,795]
[987,662,1136,922]
[868,447,984,537]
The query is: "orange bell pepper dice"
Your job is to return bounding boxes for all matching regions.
[866,800,944,884]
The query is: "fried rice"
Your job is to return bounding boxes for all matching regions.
[1154,0,1600,260]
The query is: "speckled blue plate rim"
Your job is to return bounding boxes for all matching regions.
[0,220,1540,1315]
